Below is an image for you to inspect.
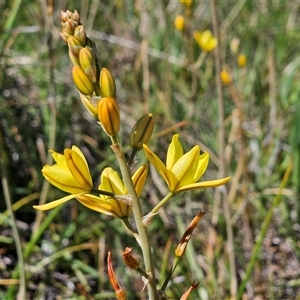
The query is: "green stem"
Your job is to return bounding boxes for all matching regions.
[237,157,293,299]
[110,140,158,299]
[149,191,175,215]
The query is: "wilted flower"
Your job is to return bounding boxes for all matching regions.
[193,30,217,52]
[143,134,230,193]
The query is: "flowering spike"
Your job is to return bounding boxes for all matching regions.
[72,65,94,95]
[107,252,127,300]
[100,68,116,98]
[97,97,120,136]
[175,211,206,257]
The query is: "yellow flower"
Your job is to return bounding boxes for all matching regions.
[77,164,148,218]
[34,161,148,219]
[193,30,217,52]
[174,15,185,32]
[238,53,247,68]
[33,146,94,210]
[143,134,230,193]
[220,69,232,85]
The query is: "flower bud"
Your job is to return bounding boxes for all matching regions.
[68,36,83,57]
[123,247,140,270]
[79,47,97,83]
[98,97,120,136]
[99,68,116,98]
[193,30,217,52]
[238,54,247,68]
[175,211,205,257]
[180,0,193,8]
[220,69,232,85]
[174,15,185,32]
[74,25,86,46]
[129,113,154,150]
[72,65,94,95]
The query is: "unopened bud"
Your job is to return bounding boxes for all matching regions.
[107,252,127,300]
[123,247,140,270]
[129,113,154,150]
[238,54,247,68]
[220,69,232,85]
[100,68,116,98]
[175,211,205,257]
[174,15,185,32]
[74,25,86,46]
[79,47,97,83]
[98,97,120,136]
[68,36,84,57]
[72,65,94,95]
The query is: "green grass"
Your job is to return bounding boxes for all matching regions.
[1,1,300,299]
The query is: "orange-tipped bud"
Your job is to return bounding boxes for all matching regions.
[98,97,120,136]
[107,252,127,300]
[79,47,97,83]
[72,65,94,95]
[74,25,86,46]
[123,247,140,270]
[174,15,185,32]
[129,113,154,150]
[99,68,116,98]
[220,69,232,85]
[175,211,205,257]
[180,281,200,300]
[238,54,247,68]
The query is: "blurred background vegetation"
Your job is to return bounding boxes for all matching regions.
[0,0,300,299]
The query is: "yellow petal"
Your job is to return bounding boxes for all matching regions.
[64,148,93,191]
[100,167,125,195]
[205,38,217,51]
[42,165,87,194]
[171,145,200,187]
[50,150,67,165]
[193,152,209,182]
[176,176,231,193]
[33,193,83,210]
[132,164,148,196]
[76,194,123,218]
[143,144,174,189]
[166,134,183,170]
